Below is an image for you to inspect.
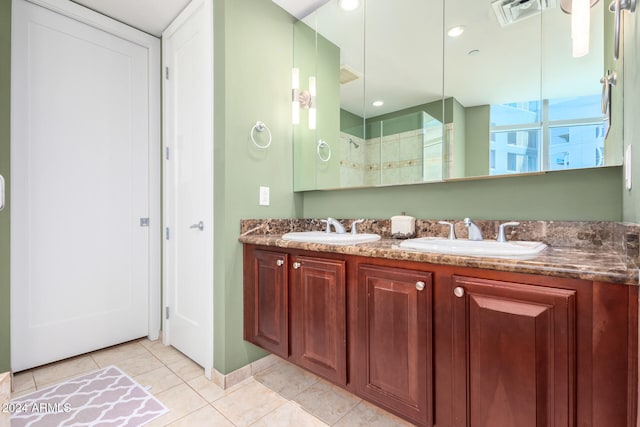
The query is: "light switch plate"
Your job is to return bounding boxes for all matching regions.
[259,186,270,206]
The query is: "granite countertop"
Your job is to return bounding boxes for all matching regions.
[239,234,639,286]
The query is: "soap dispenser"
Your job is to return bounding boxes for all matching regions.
[390,212,416,239]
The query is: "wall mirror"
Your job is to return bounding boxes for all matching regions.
[292,0,622,191]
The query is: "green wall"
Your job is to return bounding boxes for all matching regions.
[370,98,447,124]
[365,110,433,139]
[215,0,301,373]
[464,105,490,177]
[622,1,640,223]
[302,166,623,221]
[0,0,10,373]
[451,98,466,178]
[340,108,364,137]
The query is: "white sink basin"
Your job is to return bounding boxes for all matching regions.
[282,231,381,245]
[398,237,547,257]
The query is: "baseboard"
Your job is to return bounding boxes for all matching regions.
[211,354,281,389]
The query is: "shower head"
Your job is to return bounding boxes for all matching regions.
[348,138,360,149]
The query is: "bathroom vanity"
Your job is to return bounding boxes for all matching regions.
[241,220,638,427]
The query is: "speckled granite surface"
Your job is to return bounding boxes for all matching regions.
[239,219,640,285]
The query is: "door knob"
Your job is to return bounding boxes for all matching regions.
[453,287,465,298]
[189,221,204,231]
[293,262,301,269]
[416,281,426,291]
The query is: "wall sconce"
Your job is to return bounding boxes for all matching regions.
[292,68,317,129]
[560,0,599,58]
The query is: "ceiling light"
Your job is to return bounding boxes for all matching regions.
[372,100,384,107]
[447,26,465,37]
[338,0,359,11]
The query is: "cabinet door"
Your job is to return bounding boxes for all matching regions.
[451,275,576,427]
[290,256,347,385]
[356,265,432,426]
[244,249,289,358]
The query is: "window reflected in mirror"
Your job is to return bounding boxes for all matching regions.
[489,95,605,175]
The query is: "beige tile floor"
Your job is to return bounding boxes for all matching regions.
[11,339,414,426]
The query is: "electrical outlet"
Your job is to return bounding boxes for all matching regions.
[259,186,270,206]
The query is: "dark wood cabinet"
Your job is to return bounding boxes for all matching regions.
[355,264,433,426]
[450,275,576,427]
[290,256,347,385]
[243,248,289,358]
[242,244,638,427]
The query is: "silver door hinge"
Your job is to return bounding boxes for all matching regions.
[165,66,169,80]
[165,146,170,160]
[165,227,170,240]
[140,218,150,227]
[165,306,170,319]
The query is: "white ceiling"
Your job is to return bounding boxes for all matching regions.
[72,0,191,36]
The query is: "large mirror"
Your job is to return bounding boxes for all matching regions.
[292,0,622,191]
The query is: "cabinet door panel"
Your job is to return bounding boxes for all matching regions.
[291,256,347,384]
[452,275,576,427]
[357,265,432,426]
[244,249,288,357]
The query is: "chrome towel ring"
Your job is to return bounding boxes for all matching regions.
[250,121,272,149]
[317,139,331,162]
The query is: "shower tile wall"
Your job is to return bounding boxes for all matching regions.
[339,130,425,187]
[338,133,366,186]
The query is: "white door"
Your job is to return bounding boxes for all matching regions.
[163,0,214,376]
[11,0,161,372]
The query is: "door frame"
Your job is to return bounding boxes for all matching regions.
[161,0,215,377]
[11,0,162,345]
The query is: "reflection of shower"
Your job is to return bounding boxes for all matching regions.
[348,137,360,149]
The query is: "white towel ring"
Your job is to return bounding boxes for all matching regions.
[250,121,272,149]
[317,139,331,162]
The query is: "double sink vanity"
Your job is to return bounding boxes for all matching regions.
[240,218,639,426]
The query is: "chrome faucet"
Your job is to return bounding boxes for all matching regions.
[350,218,365,235]
[464,218,483,241]
[322,217,346,234]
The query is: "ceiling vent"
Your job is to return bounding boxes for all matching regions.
[492,0,558,26]
[339,64,361,85]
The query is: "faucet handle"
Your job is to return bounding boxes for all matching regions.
[320,219,330,233]
[497,221,520,242]
[438,221,456,240]
[351,219,365,235]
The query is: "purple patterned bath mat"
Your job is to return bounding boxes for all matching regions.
[10,366,168,426]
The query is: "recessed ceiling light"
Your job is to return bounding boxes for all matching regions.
[338,0,359,11]
[447,26,465,38]
[372,100,384,107]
